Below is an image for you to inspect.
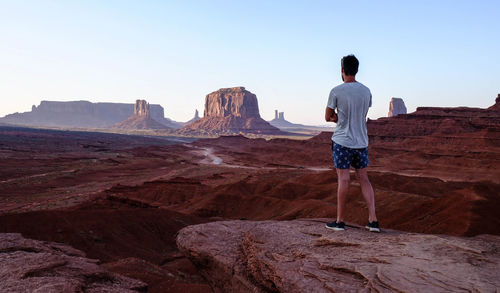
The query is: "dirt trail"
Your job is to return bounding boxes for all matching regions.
[194,146,332,172]
[192,146,463,182]
[0,169,77,184]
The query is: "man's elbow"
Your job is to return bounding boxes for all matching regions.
[325,107,335,122]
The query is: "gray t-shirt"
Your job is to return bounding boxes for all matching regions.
[327,82,372,148]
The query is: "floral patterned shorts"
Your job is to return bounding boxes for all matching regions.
[332,142,369,169]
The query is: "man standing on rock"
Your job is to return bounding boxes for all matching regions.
[324,55,380,232]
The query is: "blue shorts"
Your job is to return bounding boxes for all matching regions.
[332,142,369,169]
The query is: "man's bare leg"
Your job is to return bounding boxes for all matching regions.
[355,168,377,222]
[336,168,350,222]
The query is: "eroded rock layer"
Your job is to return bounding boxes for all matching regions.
[177,219,500,293]
[0,233,146,292]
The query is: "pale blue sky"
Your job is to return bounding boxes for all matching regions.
[0,0,499,124]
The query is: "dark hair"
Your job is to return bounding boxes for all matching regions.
[341,55,359,76]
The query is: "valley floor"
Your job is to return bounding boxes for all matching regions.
[0,125,499,292]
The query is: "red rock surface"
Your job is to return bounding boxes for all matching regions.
[367,100,500,183]
[0,233,146,292]
[180,87,282,135]
[177,219,500,292]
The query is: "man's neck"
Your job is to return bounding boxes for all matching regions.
[343,75,356,83]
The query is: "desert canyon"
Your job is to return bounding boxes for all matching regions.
[0,93,499,292]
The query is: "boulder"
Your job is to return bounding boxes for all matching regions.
[388,97,407,117]
[0,233,146,292]
[177,219,500,292]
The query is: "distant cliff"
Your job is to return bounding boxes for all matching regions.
[0,100,183,129]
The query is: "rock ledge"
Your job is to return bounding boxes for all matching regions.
[177,219,500,292]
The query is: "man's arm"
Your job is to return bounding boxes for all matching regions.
[325,107,338,122]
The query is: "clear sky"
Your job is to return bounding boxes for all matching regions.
[0,0,499,125]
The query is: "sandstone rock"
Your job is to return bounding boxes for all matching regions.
[388,97,407,117]
[370,100,500,137]
[204,87,260,119]
[268,109,325,132]
[273,110,284,120]
[114,100,170,130]
[177,219,500,293]
[0,233,146,292]
[488,93,500,110]
[0,100,182,128]
[180,87,282,135]
[134,99,150,117]
[185,109,201,125]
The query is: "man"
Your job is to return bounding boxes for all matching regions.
[324,54,380,232]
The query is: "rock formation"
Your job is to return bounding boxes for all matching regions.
[203,87,260,118]
[177,219,500,292]
[0,100,183,129]
[269,109,294,128]
[488,93,500,110]
[180,87,282,135]
[388,97,407,117]
[371,95,500,137]
[273,110,285,120]
[114,99,170,130]
[0,233,146,292]
[134,99,149,117]
[185,109,201,125]
[268,109,327,133]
